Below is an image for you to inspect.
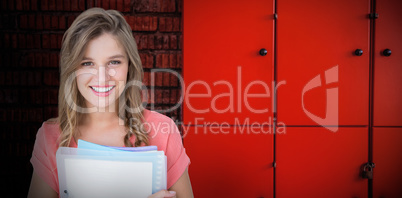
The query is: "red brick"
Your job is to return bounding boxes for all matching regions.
[148,35,155,49]
[58,34,63,48]
[71,0,78,11]
[16,0,23,10]
[155,72,163,86]
[49,0,56,10]
[25,34,33,49]
[155,35,163,49]
[31,0,38,10]
[34,53,42,67]
[67,16,75,27]
[8,0,15,10]
[87,0,95,8]
[165,17,173,32]
[36,15,43,29]
[43,15,51,29]
[173,17,180,31]
[44,70,60,86]
[116,0,123,10]
[162,90,170,104]
[23,0,30,10]
[162,35,169,49]
[28,14,36,29]
[50,53,58,67]
[42,34,49,48]
[143,71,150,86]
[64,0,71,11]
[59,16,66,29]
[155,89,162,103]
[169,53,177,68]
[43,89,59,104]
[102,0,109,9]
[19,15,28,29]
[177,54,182,68]
[27,53,35,66]
[56,0,63,10]
[151,17,158,31]
[124,0,130,12]
[42,53,50,67]
[170,35,177,49]
[44,107,58,120]
[134,16,142,31]
[51,16,58,29]
[159,17,165,31]
[110,0,116,9]
[163,73,169,86]
[143,17,150,31]
[33,34,41,49]
[177,0,182,12]
[170,73,178,86]
[50,34,58,49]
[170,89,177,103]
[78,0,85,10]
[29,89,43,104]
[12,34,18,48]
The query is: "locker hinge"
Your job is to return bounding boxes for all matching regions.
[369,13,379,19]
[273,162,276,168]
[274,13,278,20]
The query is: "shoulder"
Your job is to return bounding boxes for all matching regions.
[142,109,181,146]
[35,118,61,145]
[143,109,176,124]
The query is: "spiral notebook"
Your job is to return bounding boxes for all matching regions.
[56,140,167,198]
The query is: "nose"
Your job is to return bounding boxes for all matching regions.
[97,65,110,82]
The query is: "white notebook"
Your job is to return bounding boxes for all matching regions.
[56,146,167,198]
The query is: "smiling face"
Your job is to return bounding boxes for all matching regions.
[76,33,129,110]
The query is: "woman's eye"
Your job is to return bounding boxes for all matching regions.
[109,60,121,65]
[81,62,93,66]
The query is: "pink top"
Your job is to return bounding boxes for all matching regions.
[30,109,190,194]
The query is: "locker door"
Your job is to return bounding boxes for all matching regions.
[183,126,274,198]
[277,0,370,126]
[373,127,402,197]
[183,0,274,125]
[276,127,368,197]
[373,0,402,126]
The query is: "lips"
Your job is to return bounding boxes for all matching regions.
[89,86,115,96]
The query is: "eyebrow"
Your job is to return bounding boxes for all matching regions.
[82,54,126,61]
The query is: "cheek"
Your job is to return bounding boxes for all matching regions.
[112,66,128,83]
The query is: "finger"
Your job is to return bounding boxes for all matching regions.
[148,190,176,198]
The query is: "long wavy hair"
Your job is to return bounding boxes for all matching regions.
[57,8,148,147]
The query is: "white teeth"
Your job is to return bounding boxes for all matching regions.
[91,86,114,93]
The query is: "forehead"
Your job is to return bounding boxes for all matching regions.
[83,33,126,58]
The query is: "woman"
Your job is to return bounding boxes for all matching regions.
[28,8,193,198]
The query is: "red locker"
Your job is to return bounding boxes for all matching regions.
[183,126,274,197]
[373,127,402,197]
[373,0,402,126]
[276,127,368,197]
[277,0,370,126]
[183,0,275,125]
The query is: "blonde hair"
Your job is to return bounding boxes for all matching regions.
[57,8,148,147]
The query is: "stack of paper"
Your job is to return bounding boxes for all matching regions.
[56,140,167,198]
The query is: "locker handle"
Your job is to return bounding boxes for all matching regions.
[354,49,363,56]
[383,48,391,56]
[259,48,268,56]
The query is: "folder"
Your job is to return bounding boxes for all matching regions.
[56,142,166,198]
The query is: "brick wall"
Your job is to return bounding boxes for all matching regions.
[0,0,183,196]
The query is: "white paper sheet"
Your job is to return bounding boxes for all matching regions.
[64,158,152,198]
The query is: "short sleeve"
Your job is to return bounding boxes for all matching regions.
[30,123,60,193]
[165,119,191,189]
